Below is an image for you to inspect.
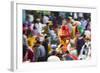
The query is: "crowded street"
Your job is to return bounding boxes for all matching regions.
[22,10,91,62]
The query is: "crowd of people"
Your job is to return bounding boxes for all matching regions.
[23,10,91,62]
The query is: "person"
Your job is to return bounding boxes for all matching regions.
[78,30,91,60]
[80,17,88,30]
[71,20,77,39]
[34,18,45,34]
[23,23,28,36]
[78,42,91,60]
[42,36,49,61]
[49,27,57,42]
[62,51,78,60]
[71,20,84,39]
[69,39,77,56]
[47,47,61,62]
[66,17,73,32]
[86,19,91,31]
[35,40,46,62]
[43,15,49,24]
[47,55,60,62]
[58,21,71,41]
[24,45,37,62]
[76,33,85,56]
[23,14,35,38]
[57,15,63,25]
[57,21,71,53]
[23,34,28,62]
[42,22,50,36]
[27,34,36,48]
[56,41,70,55]
[32,24,40,36]
[25,14,34,31]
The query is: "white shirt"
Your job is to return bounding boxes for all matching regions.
[47,56,60,62]
[43,16,49,24]
[80,20,88,30]
[49,30,57,40]
[34,23,45,34]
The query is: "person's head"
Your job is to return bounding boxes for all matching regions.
[67,17,73,23]
[36,18,41,23]
[66,51,70,54]
[27,40,31,47]
[36,40,41,46]
[51,50,57,55]
[45,14,49,17]
[32,44,37,50]
[27,30,33,38]
[81,17,85,21]
[46,22,49,26]
[62,19,67,25]
[26,14,34,23]
[84,30,91,41]
[72,21,81,26]
[33,24,37,29]
[44,35,49,42]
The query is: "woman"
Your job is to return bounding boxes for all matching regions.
[24,45,37,62]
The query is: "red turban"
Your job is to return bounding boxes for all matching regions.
[60,25,71,39]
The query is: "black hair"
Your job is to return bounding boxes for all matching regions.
[36,40,41,44]
[44,35,48,39]
[66,51,70,54]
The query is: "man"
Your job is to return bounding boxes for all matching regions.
[34,18,45,35]
[42,36,49,61]
[36,40,46,62]
[78,30,91,60]
[43,15,49,24]
[80,17,88,30]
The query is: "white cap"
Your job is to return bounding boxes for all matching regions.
[47,56,60,62]
[84,30,91,38]
[28,14,34,22]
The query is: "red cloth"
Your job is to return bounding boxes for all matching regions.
[60,25,71,39]
[27,49,35,62]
